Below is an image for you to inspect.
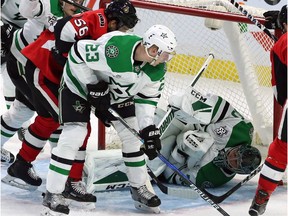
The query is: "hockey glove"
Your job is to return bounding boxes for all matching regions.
[87,81,110,111]
[263,10,281,29]
[1,22,15,58]
[140,125,161,160]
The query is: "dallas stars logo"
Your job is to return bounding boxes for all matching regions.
[73,101,86,113]
[109,77,133,101]
[106,45,119,58]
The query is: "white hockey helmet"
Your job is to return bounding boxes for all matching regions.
[143,24,177,63]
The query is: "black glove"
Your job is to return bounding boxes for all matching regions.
[140,125,161,160]
[94,110,113,127]
[1,22,15,58]
[87,81,110,111]
[263,10,281,29]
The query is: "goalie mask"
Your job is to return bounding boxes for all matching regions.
[105,0,139,29]
[143,24,177,64]
[213,145,261,174]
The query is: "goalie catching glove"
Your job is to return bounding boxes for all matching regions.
[140,125,161,160]
[87,81,110,111]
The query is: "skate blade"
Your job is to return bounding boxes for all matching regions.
[40,206,68,216]
[1,174,38,191]
[134,201,161,214]
[66,199,96,210]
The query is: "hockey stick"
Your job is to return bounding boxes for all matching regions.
[227,0,278,41]
[202,163,263,203]
[146,165,199,199]
[158,52,214,136]
[62,0,91,11]
[108,108,230,216]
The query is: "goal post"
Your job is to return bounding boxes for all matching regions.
[97,0,280,150]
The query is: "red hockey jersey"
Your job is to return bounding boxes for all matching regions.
[21,9,108,84]
[270,32,287,107]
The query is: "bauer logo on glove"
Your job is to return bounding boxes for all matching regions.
[87,81,110,111]
[89,88,109,98]
[140,125,161,160]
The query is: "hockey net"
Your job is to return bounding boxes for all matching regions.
[98,0,277,150]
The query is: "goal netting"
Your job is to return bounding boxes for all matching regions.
[98,0,276,149]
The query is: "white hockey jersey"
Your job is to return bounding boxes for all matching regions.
[10,0,63,65]
[1,0,27,28]
[63,31,166,129]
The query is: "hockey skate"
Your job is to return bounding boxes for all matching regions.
[41,190,69,216]
[130,185,161,213]
[1,158,42,191]
[62,178,96,210]
[1,148,15,165]
[249,190,270,216]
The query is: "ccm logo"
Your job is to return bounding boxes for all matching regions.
[191,89,207,102]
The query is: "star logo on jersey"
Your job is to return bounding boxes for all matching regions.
[73,101,86,113]
[106,45,119,58]
[133,65,141,73]
[109,77,133,101]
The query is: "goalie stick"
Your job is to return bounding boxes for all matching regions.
[227,0,278,42]
[202,164,263,203]
[146,165,198,199]
[108,108,230,216]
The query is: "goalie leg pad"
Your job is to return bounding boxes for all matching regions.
[84,149,130,193]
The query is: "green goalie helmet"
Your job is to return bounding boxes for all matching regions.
[213,145,261,175]
[105,0,139,29]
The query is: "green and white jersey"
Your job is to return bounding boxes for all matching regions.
[161,94,254,188]
[64,30,166,129]
[10,0,64,65]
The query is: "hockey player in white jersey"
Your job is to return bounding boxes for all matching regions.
[0,0,83,164]
[1,0,27,164]
[1,0,27,108]
[42,24,177,215]
[155,87,261,188]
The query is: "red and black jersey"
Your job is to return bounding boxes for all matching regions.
[21,9,108,84]
[270,32,287,107]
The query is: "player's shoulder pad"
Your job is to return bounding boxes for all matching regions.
[143,63,166,81]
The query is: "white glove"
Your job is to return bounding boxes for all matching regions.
[175,130,214,168]
[168,87,214,124]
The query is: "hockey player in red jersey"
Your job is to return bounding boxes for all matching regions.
[2,0,138,207]
[0,0,85,163]
[249,5,287,216]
